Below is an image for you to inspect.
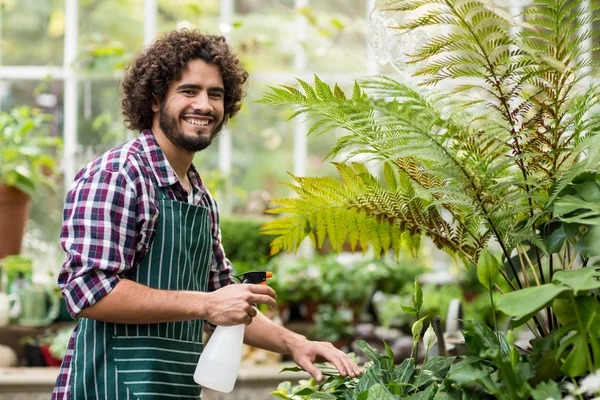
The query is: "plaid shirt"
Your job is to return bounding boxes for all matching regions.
[52,130,233,400]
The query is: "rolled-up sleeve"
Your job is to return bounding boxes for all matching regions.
[59,169,141,317]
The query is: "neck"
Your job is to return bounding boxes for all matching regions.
[151,124,194,183]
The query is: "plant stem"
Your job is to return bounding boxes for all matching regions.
[489,288,502,355]
[415,349,429,392]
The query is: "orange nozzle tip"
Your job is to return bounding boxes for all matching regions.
[266,272,273,278]
[260,281,267,285]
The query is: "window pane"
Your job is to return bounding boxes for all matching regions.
[230,2,296,73]
[77,0,144,75]
[227,81,294,211]
[156,0,220,34]
[305,0,370,73]
[1,0,65,66]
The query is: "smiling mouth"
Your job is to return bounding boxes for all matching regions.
[183,117,210,127]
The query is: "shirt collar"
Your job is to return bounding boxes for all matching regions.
[138,130,206,194]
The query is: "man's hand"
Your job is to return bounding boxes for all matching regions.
[204,284,277,326]
[289,339,362,382]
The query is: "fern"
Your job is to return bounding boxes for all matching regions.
[259,0,600,300]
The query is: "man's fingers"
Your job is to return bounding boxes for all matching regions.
[247,284,277,299]
[249,294,277,309]
[247,306,258,318]
[298,359,323,382]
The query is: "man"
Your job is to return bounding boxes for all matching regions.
[52,30,361,399]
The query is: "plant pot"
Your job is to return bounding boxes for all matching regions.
[22,343,46,367]
[39,344,62,367]
[0,185,31,259]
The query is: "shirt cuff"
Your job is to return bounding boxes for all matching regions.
[62,269,121,318]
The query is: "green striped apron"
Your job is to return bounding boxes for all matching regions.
[70,186,213,399]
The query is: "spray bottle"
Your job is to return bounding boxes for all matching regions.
[194,271,273,393]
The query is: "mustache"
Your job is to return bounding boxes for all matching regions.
[182,110,214,118]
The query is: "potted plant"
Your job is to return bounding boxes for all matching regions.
[261,0,600,397]
[0,106,61,258]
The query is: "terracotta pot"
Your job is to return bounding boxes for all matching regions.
[0,185,31,259]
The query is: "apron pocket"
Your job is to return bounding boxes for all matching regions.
[111,335,203,399]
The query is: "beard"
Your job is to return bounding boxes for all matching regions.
[158,102,224,152]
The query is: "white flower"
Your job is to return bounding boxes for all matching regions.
[576,369,600,396]
[423,323,437,351]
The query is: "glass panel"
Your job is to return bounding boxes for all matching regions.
[305,0,370,73]
[1,0,65,66]
[227,81,295,212]
[0,79,66,270]
[230,1,296,73]
[156,0,220,35]
[76,0,144,75]
[75,79,128,170]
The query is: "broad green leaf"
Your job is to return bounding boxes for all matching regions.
[552,268,600,294]
[404,384,437,400]
[421,356,456,379]
[366,383,398,400]
[496,284,570,318]
[356,340,384,362]
[307,392,337,399]
[294,387,316,396]
[530,380,562,400]
[477,249,500,290]
[545,225,566,254]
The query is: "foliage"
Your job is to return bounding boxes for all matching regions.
[373,283,499,329]
[260,0,600,377]
[219,216,276,273]
[268,255,389,306]
[0,106,62,196]
[273,284,576,400]
[310,304,355,343]
[497,267,600,378]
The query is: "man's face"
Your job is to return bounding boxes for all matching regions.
[155,59,225,152]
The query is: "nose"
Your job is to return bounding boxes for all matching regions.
[192,92,213,114]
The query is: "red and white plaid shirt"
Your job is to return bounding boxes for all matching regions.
[52,130,233,400]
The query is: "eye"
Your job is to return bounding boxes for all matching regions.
[209,92,224,99]
[182,90,195,95]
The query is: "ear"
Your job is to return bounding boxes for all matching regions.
[151,94,160,113]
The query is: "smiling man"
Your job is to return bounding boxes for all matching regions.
[52,30,360,400]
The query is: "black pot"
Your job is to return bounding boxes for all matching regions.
[22,343,46,367]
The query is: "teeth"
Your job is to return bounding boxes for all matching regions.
[184,118,209,126]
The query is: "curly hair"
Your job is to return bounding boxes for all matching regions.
[121,29,248,131]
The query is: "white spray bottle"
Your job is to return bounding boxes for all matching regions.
[194,271,273,393]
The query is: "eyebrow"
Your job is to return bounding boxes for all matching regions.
[176,84,225,94]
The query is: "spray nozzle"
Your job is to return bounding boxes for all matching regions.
[232,271,273,285]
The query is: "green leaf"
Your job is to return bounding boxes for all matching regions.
[366,383,398,400]
[414,278,424,311]
[404,384,437,400]
[402,305,418,315]
[552,268,600,294]
[422,356,456,379]
[496,284,570,321]
[294,387,316,396]
[356,340,384,362]
[331,18,344,30]
[530,380,562,400]
[412,316,428,343]
[545,225,566,254]
[477,249,500,290]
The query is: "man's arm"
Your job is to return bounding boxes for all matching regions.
[79,279,277,325]
[244,311,362,381]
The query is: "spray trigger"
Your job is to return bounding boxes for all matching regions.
[232,271,273,285]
